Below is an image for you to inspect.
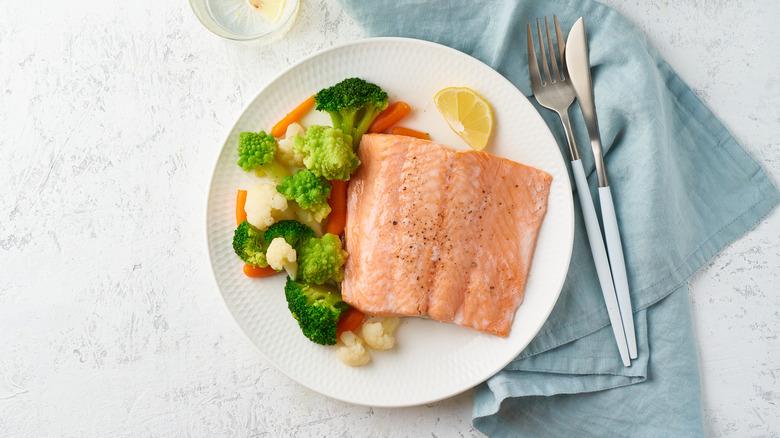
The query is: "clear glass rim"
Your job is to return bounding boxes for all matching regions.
[189,0,300,44]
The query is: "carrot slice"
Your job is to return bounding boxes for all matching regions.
[243,264,278,278]
[272,95,316,138]
[369,101,411,133]
[326,214,346,237]
[325,180,348,236]
[236,190,248,225]
[391,126,430,140]
[337,308,365,341]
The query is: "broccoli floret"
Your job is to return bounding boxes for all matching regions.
[315,77,389,148]
[293,125,360,181]
[276,169,333,222]
[237,131,291,183]
[297,233,349,284]
[285,277,350,345]
[232,220,268,267]
[264,219,316,250]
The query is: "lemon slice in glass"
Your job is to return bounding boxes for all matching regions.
[248,0,287,23]
[433,87,493,151]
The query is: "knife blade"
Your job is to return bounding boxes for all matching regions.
[565,18,607,188]
[566,17,638,360]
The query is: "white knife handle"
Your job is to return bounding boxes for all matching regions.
[598,186,637,359]
[572,160,631,366]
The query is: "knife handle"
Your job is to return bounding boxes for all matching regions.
[572,160,631,366]
[598,185,637,359]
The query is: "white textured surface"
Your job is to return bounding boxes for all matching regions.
[0,0,778,436]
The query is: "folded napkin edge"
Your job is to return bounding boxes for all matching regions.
[521,178,778,359]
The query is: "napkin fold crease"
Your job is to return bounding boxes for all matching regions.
[337,0,780,436]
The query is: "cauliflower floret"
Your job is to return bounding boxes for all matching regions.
[244,182,295,230]
[276,123,306,168]
[361,317,400,350]
[266,237,298,279]
[336,331,371,367]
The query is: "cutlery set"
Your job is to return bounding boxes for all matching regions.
[528,16,637,366]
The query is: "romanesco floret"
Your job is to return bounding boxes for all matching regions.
[276,123,306,168]
[284,277,350,345]
[293,125,360,181]
[276,169,333,222]
[237,131,291,184]
[296,233,349,284]
[244,182,295,230]
[232,220,268,267]
[263,219,316,251]
[336,331,371,366]
[237,131,276,172]
[266,237,298,279]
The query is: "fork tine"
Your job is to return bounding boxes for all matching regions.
[527,22,542,89]
[536,18,552,85]
[554,15,568,78]
[544,17,561,82]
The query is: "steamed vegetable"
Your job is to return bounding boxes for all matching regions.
[314,77,389,148]
[336,308,365,342]
[284,277,350,345]
[276,169,333,222]
[266,237,298,279]
[237,131,291,183]
[336,331,371,366]
[236,189,248,225]
[244,183,296,230]
[296,233,349,285]
[369,101,411,133]
[272,96,316,138]
[275,123,306,168]
[243,264,278,278]
[232,220,268,268]
[293,125,360,181]
[263,219,316,250]
[361,316,400,350]
[325,180,348,236]
[288,204,325,237]
[231,79,407,360]
[391,126,430,140]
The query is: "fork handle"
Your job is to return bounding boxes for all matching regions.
[572,160,631,366]
[558,110,580,161]
[599,186,638,359]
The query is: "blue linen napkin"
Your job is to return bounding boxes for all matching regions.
[337,0,780,435]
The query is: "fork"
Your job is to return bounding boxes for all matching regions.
[527,16,632,366]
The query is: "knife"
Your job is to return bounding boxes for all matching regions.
[566,17,638,360]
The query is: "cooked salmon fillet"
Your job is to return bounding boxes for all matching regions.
[342,134,552,336]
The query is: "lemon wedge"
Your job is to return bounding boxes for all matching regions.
[248,0,287,24]
[433,87,493,151]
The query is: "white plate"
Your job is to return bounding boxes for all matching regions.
[206,37,574,407]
